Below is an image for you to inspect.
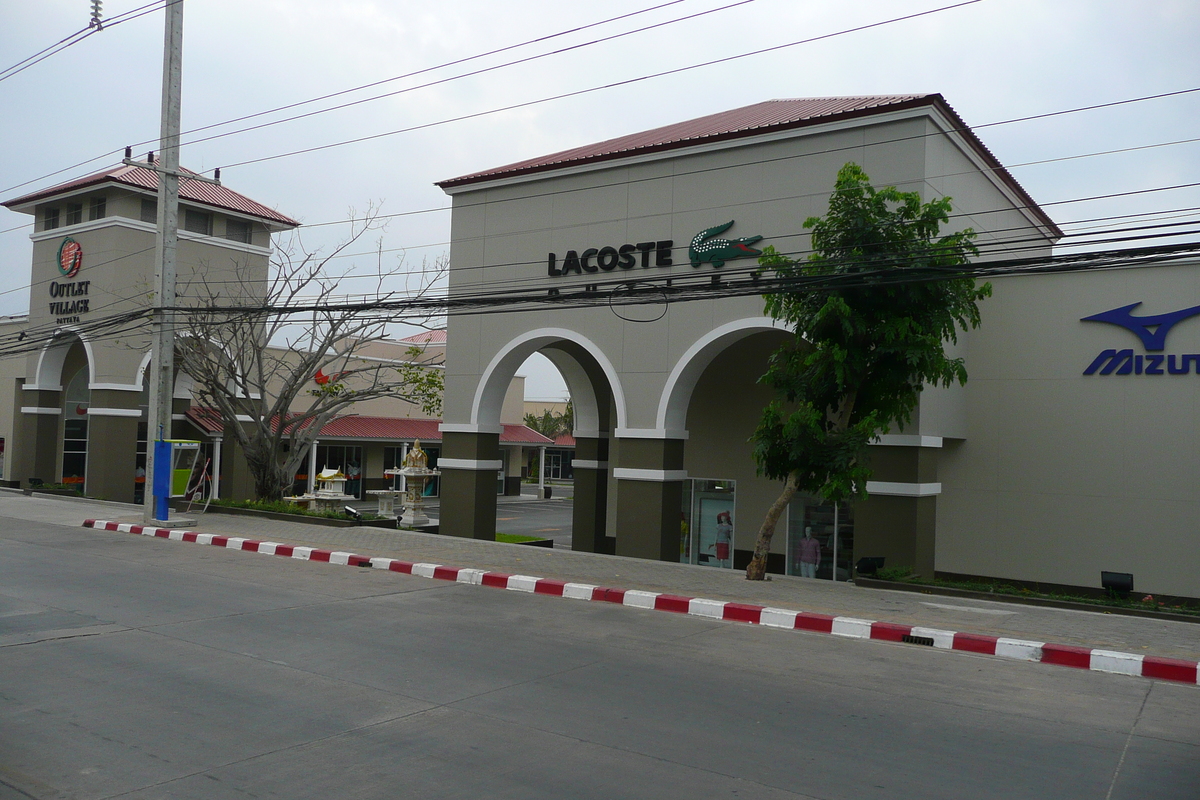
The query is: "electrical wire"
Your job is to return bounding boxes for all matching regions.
[6,182,1193,319]
[161,0,761,153]
[0,0,712,195]
[0,1,169,85]
[214,1,987,173]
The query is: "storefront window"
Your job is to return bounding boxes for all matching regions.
[314,445,364,498]
[681,478,735,568]
[383,446,404,489]
[134,421,147,504]
[786,494,854,581]
[544,449,573,480]
[61,367,89,487]
[423,446,440,496]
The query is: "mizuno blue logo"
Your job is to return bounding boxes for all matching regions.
[1081,302,1200,352]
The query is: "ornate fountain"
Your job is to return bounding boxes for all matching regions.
[398,440,440,527]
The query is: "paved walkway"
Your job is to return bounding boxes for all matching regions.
[4,490,1198,663]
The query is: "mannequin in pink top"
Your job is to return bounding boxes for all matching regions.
[798,526,821,578]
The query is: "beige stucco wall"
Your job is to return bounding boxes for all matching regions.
[442,107,1050,440]
[936,261,1200,597]
[0,317,27,479]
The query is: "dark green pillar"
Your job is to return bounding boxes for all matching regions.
[613,437,685,561]
[85,389,141,503]
[570,436,609,553]
[12,387,61,487]
[438,430,499,540]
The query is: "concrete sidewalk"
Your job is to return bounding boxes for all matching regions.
[4,491,1197,664]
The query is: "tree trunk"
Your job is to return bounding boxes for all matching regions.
[251,462,291,503]
[745,472,800,581]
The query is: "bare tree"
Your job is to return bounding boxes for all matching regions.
[176,208,446,501]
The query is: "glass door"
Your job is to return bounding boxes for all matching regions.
[61,367,89,489]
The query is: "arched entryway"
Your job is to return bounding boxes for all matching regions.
[441,328,624,552]
[660,319,853,578]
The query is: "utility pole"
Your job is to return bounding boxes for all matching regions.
[143,0,184,522]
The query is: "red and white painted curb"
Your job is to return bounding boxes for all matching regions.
[83,519,1200,687]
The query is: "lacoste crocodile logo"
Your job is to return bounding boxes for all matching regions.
[688,221,763,268]
[1081,303,1200,351]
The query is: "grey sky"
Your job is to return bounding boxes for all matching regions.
[1,0,1197,399]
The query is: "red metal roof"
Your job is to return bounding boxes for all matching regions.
[397,329,447,345]
[552,433,576,448]
[437,95,1061,238]
[184,407,552,444]
[4,159,300,227]
[185,406,224,434]
[317,416,442,440]
[500,424,554,444]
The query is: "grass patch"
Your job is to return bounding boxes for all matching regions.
[879,573,1200,617]
[30,483,84,495]
[209,497,382,521]
[496,532,548,544]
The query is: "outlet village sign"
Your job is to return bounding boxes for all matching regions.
[546,220,764,277]
[49,237,91,324]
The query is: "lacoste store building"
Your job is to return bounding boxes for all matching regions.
[436,94,1200,600]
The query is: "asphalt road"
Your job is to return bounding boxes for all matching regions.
[1,514,1197,799]
[494,497,573,547]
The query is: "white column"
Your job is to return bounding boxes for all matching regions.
[211,437,222,499]
[831,503,840,583]
[307,440,319,494]
[538,445,546,495]
[399,442,408,493]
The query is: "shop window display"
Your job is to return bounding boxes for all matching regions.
[786,494,854,580]
[680,479,736,568]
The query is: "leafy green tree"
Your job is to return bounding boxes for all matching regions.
[745,163,990,580]
[523,404,574,439]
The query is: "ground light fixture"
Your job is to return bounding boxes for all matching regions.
[856,557,885,576]
[1101,570,1134,597]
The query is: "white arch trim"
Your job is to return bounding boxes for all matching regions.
[34,326,97,388]
[471,328,627,433]
[656,317,790,433]
[135,349,154,386]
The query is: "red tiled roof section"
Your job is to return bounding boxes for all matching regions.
[318,416,441,440]
[437,94,1061,238]
[185,406,224,434]
[500,424,554,445]
[397,329,447,345]
[438,96,931,187]
[4,160,300,227]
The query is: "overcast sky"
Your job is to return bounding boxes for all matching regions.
[1,0,1197,399]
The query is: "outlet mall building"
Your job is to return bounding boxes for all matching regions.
[0,162,549,508]
[435,94,1200,600]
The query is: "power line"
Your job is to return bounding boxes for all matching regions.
[213,1,986,173]
[0,0,709,195]
[0,1,168,85]
[4,236,1198,362]
[149,0,758,153]
[5,180,1196,317]
[7,95,1195,247]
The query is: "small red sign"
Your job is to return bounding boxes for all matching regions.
[58,238,82,278]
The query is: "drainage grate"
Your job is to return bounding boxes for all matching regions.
[902,634,935,647]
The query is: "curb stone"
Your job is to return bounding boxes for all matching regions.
[82,519,1200,687]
